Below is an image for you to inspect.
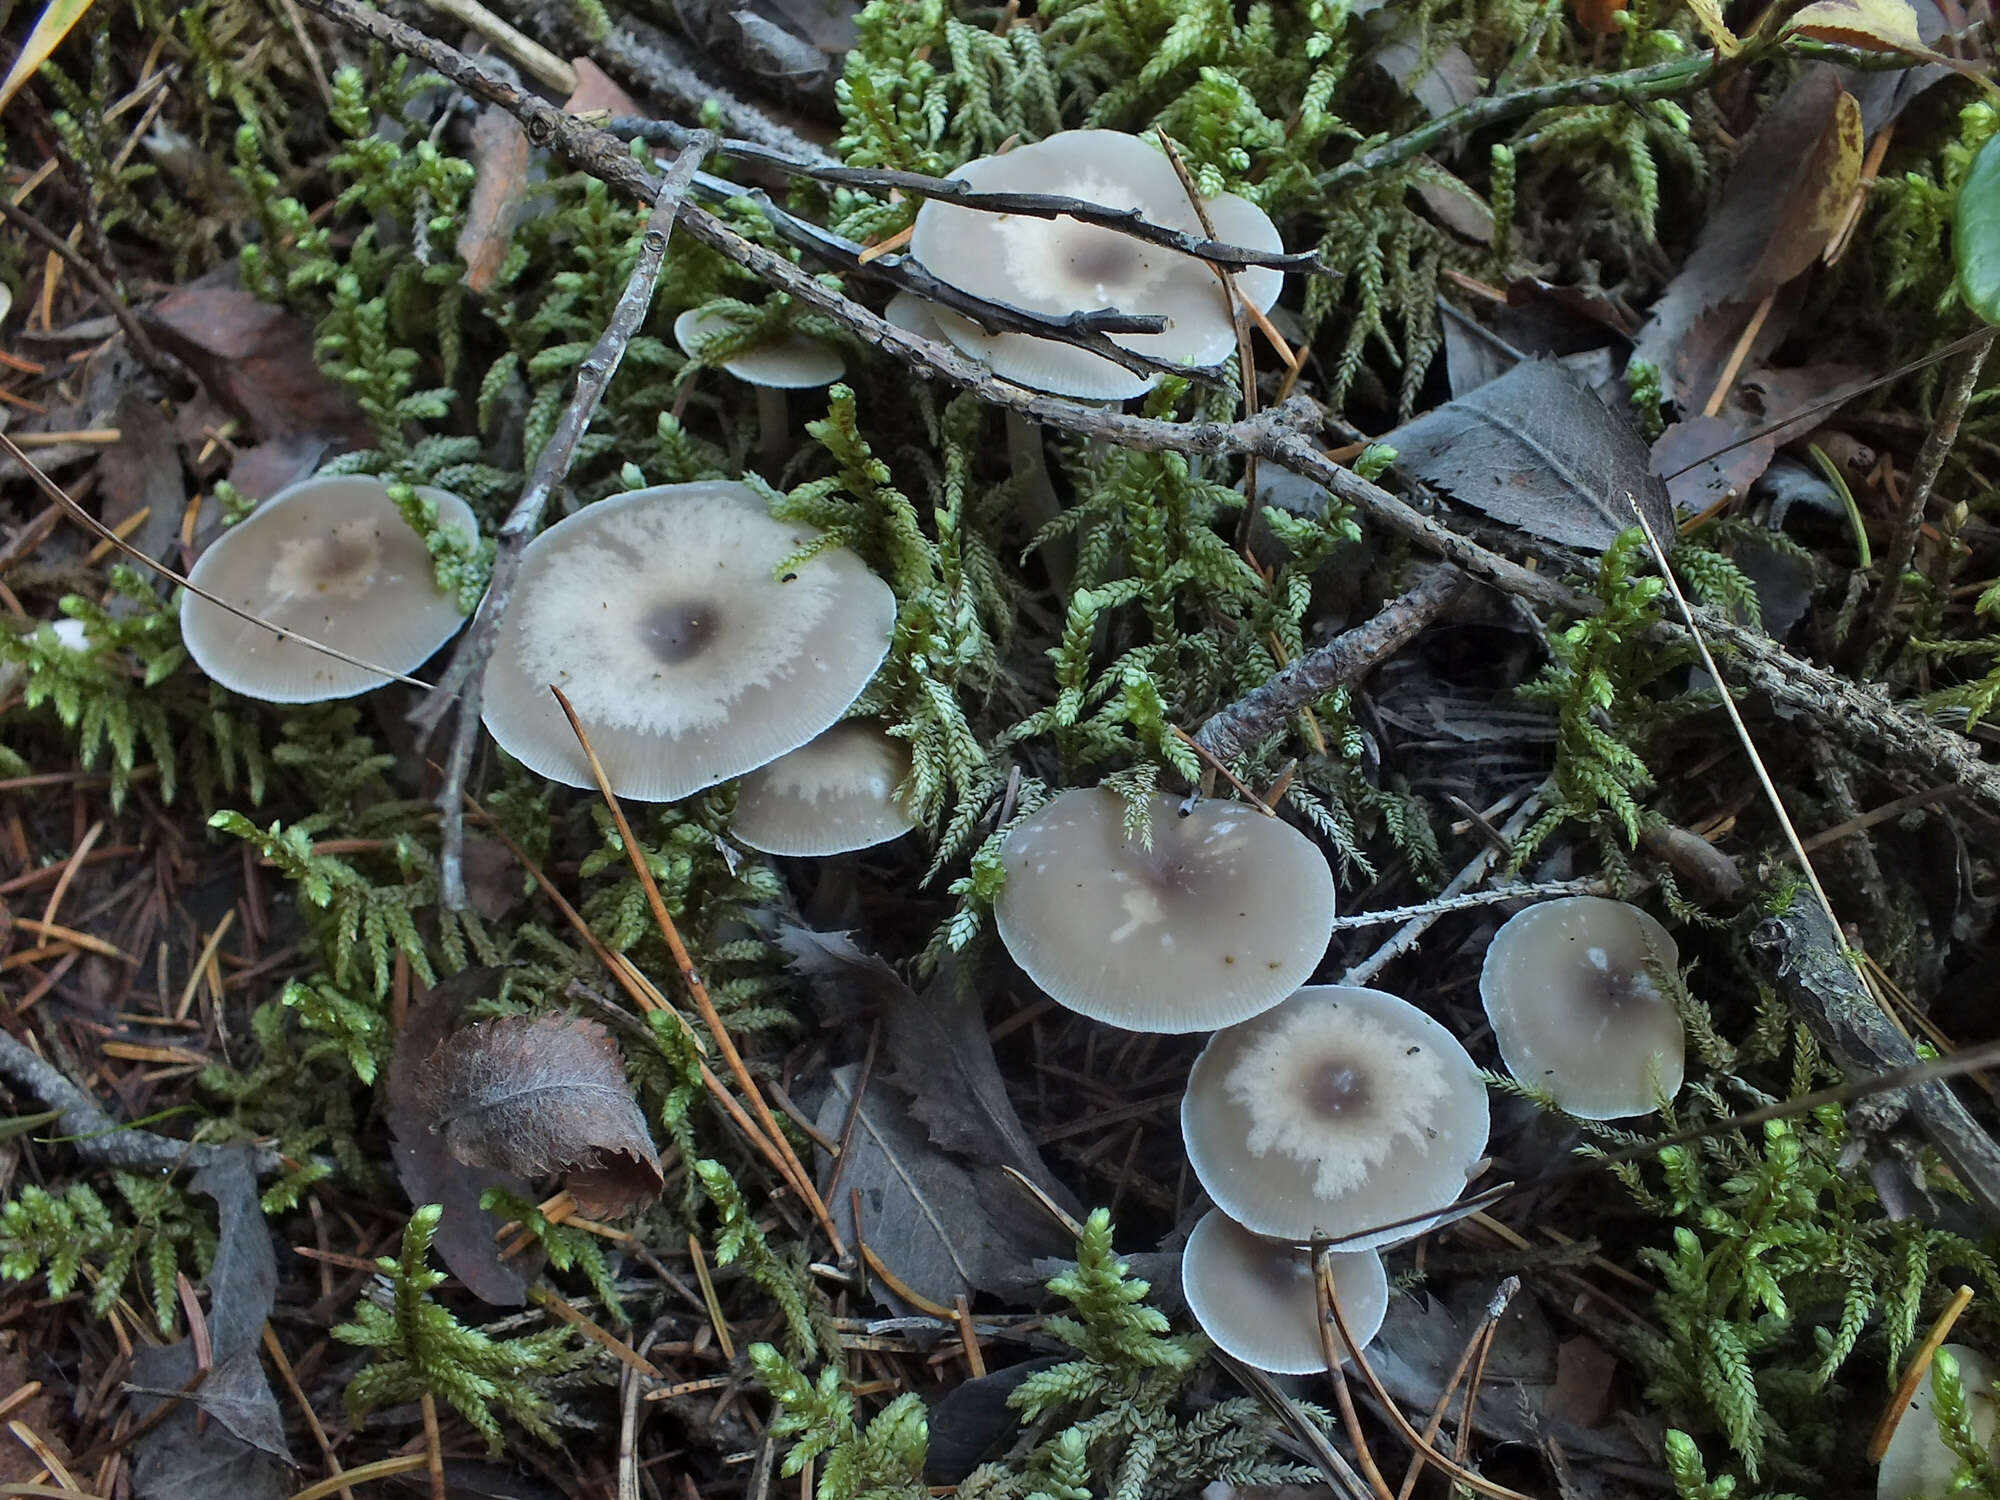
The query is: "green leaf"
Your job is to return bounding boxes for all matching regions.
[1957,131,2000,325]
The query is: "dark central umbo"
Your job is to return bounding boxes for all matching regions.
[642,601,718,664]
[1306,1061,1369,1118]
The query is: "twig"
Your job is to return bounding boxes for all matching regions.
[418,141,709,908]
[1312,1250,1395,1500]
[0,196,180,384]
[607,117,1321,272]
[1395,1278,1519,1500]
[1196,567,1468,764]
[294,0,2000,830]
[1341,787,1546,987]
[0,1029,281,1175]
[1328,878,1599,929]
[1857,326,1997,669]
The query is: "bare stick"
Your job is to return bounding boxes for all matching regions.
[1312,1250,1395,1500]
[0,1029,281,1175]
[418,139,710,908]
[1196,567,1468,764]
[1857,325,1996,668]
[1328,878,1600,930]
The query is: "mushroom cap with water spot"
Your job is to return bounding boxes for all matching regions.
[732,720,917,856]
[180,474,479,703]
[994,788,1335,1033]
[907,130,1285,401]
[479,481,895,802]
[673,307,845,389]
[1479,896,1685,1120]
[1183,984,1490,1249]
[1181,1209,1387,1376]
[1879,1344,2000,1500]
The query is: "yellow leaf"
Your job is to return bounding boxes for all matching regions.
[1780,0,1929,54]
[0,0,101,114]
[1683,0,1741,55]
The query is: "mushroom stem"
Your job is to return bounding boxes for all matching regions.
[757,386,791,476]
[1006,408,1074,593]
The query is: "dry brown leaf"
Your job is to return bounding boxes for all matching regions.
[1783,0,1929,53]
[416,1014,664,1219]
[1570,0,1627,37]
[564,56,641,118]
[458,106,531,297]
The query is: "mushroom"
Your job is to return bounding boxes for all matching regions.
[1182,984,1489,1250]
[180,473,480,703]
[1879,1345,2000,1500]
[732,720,917,856]
[1478,896,1685,1120]
[479,481,895,802]
[1180,1209,1387,1376]
[906,129,1285,402]
[673,306,844,474]
[994,788,1335,1033]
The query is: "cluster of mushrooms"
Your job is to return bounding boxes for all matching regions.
[166,130,1699,1377]
[991,785,1692,1374]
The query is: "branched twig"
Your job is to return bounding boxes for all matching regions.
[1857,326,1997,669]
[0,1029,282,1175]
[1195,567,1468,764]
[1327,878,1600,930]
[606,117,1322,272]
[418,139,712,908]
[298,0,2000,833]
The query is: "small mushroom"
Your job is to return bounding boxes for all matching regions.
[907,130,1285,402]
[1879,1345,2000,1500]
[1183,984,1489,1249]
[674,307,844,473]
[180,474,479,703]
[1181,1209,1387,1376]
[479,481,895,802]
[994,788,1335,1033]
[1479,896,1685,1120]
[732,720,917,856]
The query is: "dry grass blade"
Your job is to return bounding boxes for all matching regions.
[547,686,844,1253]
[0,431,434,691]
[1311,1251,1394,1500]
[1868,1283,1976,1462]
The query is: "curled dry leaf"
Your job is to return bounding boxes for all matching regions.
[416,1014,664,1218]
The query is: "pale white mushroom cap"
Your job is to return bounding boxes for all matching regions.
[180,474,479,703]
[1184,984,1490,1249]
[883,291,946,341]
[47,618,93,653]
[674,307,845,389]
[1479,896,1686,1120]
[479,482,895,802]
[994,788,1335,1033]
[1181,1209,1387,1376]
[908,130,1284,400]
[732,720,917,856]
[1880,1345,2000,1500]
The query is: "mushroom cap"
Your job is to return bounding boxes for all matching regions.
[1879,1344,1999,1500]
[1183,984,1489,1249]
[47,618,93,653]
[907,130,1285,400]
[1479,896,1685,1120]
[673,307,845,389]
[732,720,917,856]
[994,789,1335,1033]
[479,482,895,802]
[1181,1209,1388,1376]
[883,291,946,341]
[180,474,479,703]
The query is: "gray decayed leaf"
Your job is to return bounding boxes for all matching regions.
[813,1064,1069,1312]
[388,969,537,1306]
[1384,357,1673,553]
[128,1147,291,1500]
[924,1358,1064,1483]
[777,927,1077,1209]
[416,1013,664,1218]
[1650,363,1873,513]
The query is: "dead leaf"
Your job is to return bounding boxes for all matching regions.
[141,286,373,453]
[1383,357,1675,554]
[128,1148,291,1500]
[564,57,641,117]
[1631,68,1862,407]
[812,1064,1066,1312]
[388,969,537,1305]
[1651,362,1874,512]
[1369,18,1479,120]
[96,393,187,570]
[458,107,531,297]
[1412,164,1494,244]
[0,1341,68,1486]
[1548,1334,1620,1429]
[1570,0,1627,37]
[1783,0,1929,53]
[416,1013,664,1219]
[777,927,1079,1212]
